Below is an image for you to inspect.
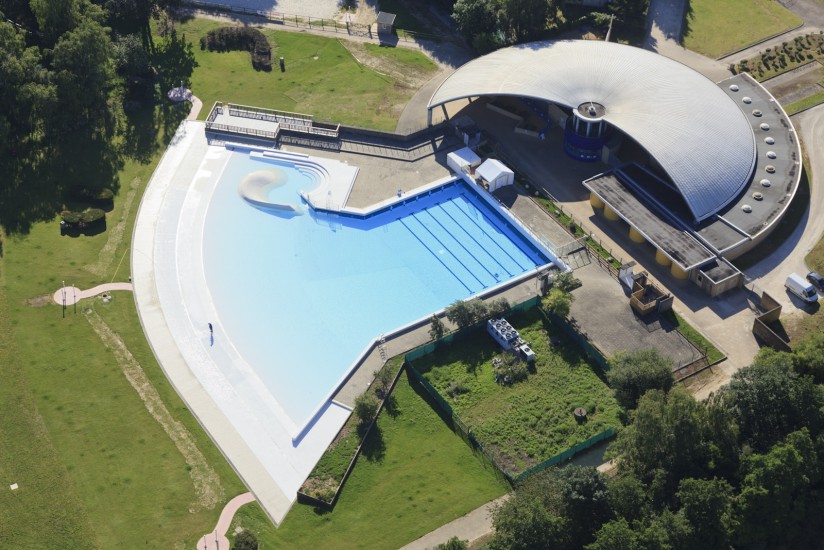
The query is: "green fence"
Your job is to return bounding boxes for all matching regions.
[405,301,617,484]
[405,295,541,363]
[509,428,616,484]
[542,308,609,370]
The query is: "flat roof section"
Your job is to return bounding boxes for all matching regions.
[585,173,715,271]
[703,74,801,243]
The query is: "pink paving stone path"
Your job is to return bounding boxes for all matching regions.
[196,492,256,550]
[52,282,134,305]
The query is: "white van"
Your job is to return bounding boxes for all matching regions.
[786,273,819,303]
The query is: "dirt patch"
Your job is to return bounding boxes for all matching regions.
[339,40,436,90]
[85,177,140,278]
[24,294,53,307]
[84,309,225,513]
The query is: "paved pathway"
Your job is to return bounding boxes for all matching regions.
[52,282,133,306]
[196,492,256,550]
[399,494,510,550]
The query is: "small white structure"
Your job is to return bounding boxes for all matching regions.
[447,147,482,177]
[476,159,514,191]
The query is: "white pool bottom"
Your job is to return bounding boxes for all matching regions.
[132,121,348,525]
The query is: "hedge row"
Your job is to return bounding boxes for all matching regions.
[60,208,105,228]
[200,26,272,71]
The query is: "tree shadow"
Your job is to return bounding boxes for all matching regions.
[0,126,124,235]
[383,393,400,418]
[360,423,386,462]
[152,29,199,94]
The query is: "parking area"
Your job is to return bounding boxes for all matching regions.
[569,262,704,369]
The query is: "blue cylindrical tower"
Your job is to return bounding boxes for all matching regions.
[564,102,609,162]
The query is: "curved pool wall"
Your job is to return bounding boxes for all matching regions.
[202,146,559,440]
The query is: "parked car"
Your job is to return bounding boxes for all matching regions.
[786,273,819,303]
[806,272,824,292]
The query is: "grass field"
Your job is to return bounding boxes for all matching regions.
[411,308,621,475]
[230,371,509,549]
[682,0,801,58]
[785,89,824,115]
[172,17,437,130]
[0,105,247,548]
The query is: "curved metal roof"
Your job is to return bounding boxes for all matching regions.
[428,40,757,222]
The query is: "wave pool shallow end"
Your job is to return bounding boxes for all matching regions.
[201,149,556,437]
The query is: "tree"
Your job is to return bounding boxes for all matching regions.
[501,0,548,42]
[489,497,568,550]
[792,332,824,383]
[556,466,612,547]
[710,351,824,451]
[429,314,446,341]
[354,392,380,425]
[436,536,468,550]
[607,388,712,506]
[30,0,82,46]
[452,0,499,40]
[607,349,673,410]
[586,518,641,550]
[607,475,647,523]
[610,0,650,23]
[542,287,573,318]
[675,477,735,549]
[445,298,488,329]
[232,529,258,550]
[50,14,117,133]
[736,429,820,547]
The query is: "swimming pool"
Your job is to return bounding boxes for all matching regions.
[201,151,551,433]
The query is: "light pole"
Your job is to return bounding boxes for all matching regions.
[72,284,76,314]
[61,280,66,319]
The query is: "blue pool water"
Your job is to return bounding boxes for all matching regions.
[203,152,549,429]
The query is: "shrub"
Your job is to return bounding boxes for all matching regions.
[446,380,469,399]
[429,314,446,341]
[232,529,258,550]
[607,348,673,409]
[61,208,105,228]
[542,288,574,318]
[373,366,394,399]
[552,271,582,292]
[494,355,529,385]
[354,392,380,425]
[201,26,273,71]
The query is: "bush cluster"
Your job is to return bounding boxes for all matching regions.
[60,208,105,228]
[200,27,272,71]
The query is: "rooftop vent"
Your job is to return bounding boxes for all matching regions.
[767,151,777,159]
[730,84,740,92]
[742,204,753,213]
[761,123,770,131]
[760,179,772,187]
[752,109,763,117]
[753,192,764,201]
[743,96,752,103]
[765,137,775,145]
[765,165,776,173]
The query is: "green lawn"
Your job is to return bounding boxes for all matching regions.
[682,0,801,58]
[174,18,437,130]
[785,89,824,114]
[231,371,508,549]
[411,308,621,475]
[0,105,246,548]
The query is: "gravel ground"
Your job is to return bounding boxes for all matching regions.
[211,0,342,19]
